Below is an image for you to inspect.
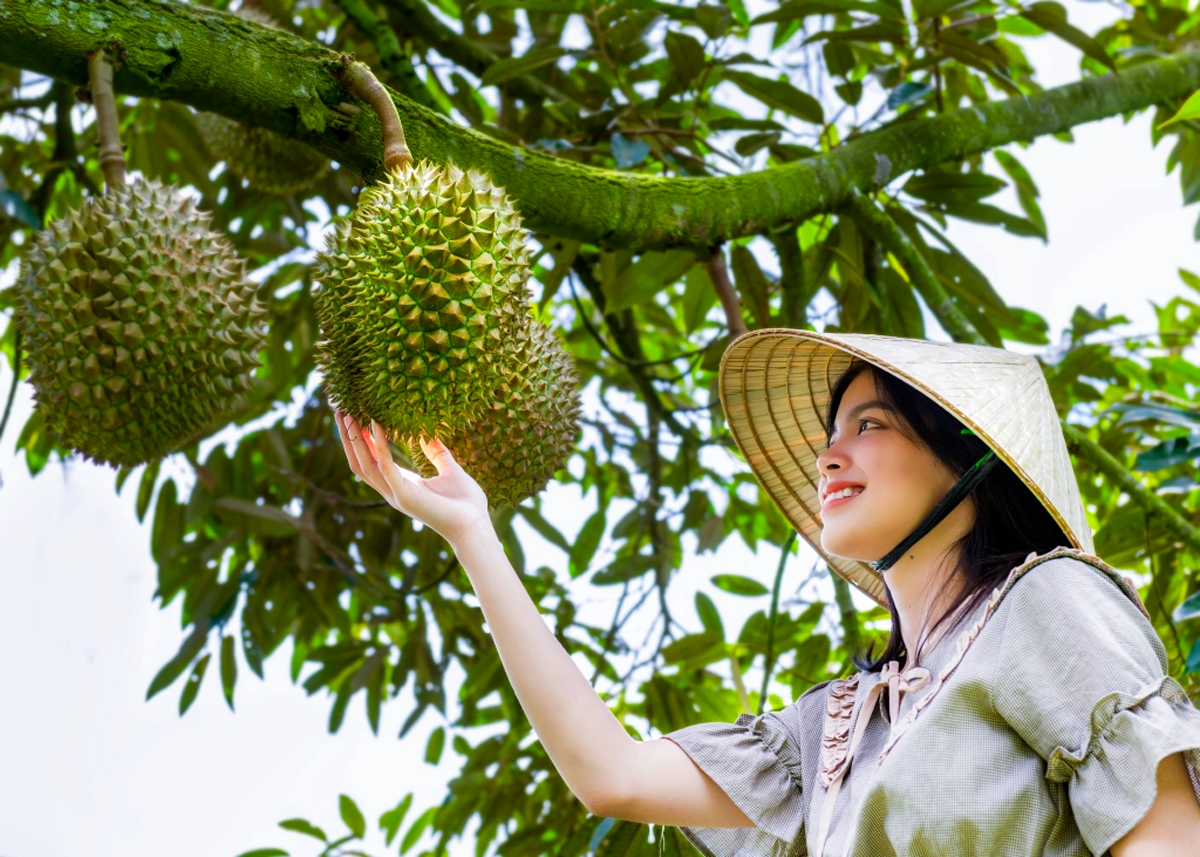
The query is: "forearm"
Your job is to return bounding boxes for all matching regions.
[452,521,636,812]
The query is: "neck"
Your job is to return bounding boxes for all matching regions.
[881,503,973,664]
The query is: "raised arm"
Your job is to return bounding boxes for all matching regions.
[336,413,754,828]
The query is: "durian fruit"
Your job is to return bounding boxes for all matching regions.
[405,321,581,508]
[195,111,329,196]
[194,7,329,195]
[313,159,532,437]
[14,178,268,468]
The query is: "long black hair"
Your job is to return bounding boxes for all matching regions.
[825,361,1070,670]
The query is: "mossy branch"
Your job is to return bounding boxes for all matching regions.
[1064,425,1200,557]
[4,1,1200,250]
[845,191,986,346]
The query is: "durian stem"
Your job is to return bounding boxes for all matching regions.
[87,51,126,191]
[338,59,412,172]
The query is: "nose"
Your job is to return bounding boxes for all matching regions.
[816,439,846,474]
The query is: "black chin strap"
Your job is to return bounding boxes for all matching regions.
[870,444,999,573]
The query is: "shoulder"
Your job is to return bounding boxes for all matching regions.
[990,550,1169,701]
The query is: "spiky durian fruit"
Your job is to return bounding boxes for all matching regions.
[14,178,268,468]
[195,111,329,196]
[313,160,532,437]
[405,321,581,508]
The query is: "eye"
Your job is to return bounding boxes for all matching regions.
[858,418,879,433]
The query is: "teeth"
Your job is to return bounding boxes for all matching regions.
[827,487,860,501]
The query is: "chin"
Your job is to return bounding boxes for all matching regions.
[820,520,895,563]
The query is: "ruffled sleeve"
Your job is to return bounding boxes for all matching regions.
[663,692,819,857]
[993,556,1200,856]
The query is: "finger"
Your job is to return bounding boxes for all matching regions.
[371,422,425,506]
[418,436,461,476]
[343,415,391,496]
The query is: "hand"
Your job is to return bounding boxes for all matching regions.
[336,410,491,547]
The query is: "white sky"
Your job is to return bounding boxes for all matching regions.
[2,6,1198,856]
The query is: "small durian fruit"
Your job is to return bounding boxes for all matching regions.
[194,6,329,195]
[405,321,581,508]
[14,179,268,467]
[313,160,532,437]
[195,111,328,196]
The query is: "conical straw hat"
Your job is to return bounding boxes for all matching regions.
[718,330,1092,606]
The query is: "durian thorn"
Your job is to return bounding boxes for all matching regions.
[335,58,412,173]
[87,51,126,191]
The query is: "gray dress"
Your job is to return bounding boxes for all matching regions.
[664,550,1200,857]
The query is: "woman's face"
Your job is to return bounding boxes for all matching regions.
[816,371,963,562]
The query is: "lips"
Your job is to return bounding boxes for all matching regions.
[820,481,864,510]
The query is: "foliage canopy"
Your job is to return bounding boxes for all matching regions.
[3,0,1200,853]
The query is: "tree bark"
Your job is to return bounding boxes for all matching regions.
[3,0,1200,250]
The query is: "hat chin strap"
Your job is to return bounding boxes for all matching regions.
[870,451,999,573]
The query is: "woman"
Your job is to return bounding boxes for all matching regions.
[336,330,1200,856]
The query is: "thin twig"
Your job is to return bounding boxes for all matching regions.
[0,328,21,447]
[706,247,748,340]
[759,532,797,713]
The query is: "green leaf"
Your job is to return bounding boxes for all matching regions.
[1188,638,1200,674]
[662,631,725,665]
[994,150,1046,238]
[425,726,446,764]
[1018,2,1114,72]
[569,508,608,576]
[754,0,899,24]
[212,498,300,537]
[234,850,290,857]
[339,794,366,839]
[604,249,696,314]
[805,23,906,46]
[723,70,824,124]
[178,652,210,715]
[680,265,717,334]
[399,806,437,855]
[595,820,648,855]
[695,592,725,638]
[711,574,770,596]
[1160,88,1200,130]
[1174,591,1200,622]
[136,458,162,523]
[664,31,706,84]
[219,634,237,711]
[380,794,413,846]
[146,624,207,700]
[1134,434,1200,471]
[279,819,328,842]
[940,201,1044,238]
[903,171,1006,205]
[479,46,569,87]
[730,244,772,327]
[0,189,39,229]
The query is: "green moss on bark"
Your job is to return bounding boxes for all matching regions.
[3,0,1200,250]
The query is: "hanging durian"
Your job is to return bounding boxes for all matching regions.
[314,61,530,438]
[405,321,581,508]
[13,52,267,468]
[194,7,329,195]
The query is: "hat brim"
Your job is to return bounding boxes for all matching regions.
[718,329,1090,607]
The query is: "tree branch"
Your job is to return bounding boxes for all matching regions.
[1064,425,1200,557]
[845,191,987,346]
[706,247,748,340]
[377,0,563,104]
[4,1,1200,250]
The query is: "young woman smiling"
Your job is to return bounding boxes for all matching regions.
[336,330,1200,856]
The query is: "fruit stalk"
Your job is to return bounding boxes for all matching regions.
[337,59,412,172]
[87,51,126,191]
